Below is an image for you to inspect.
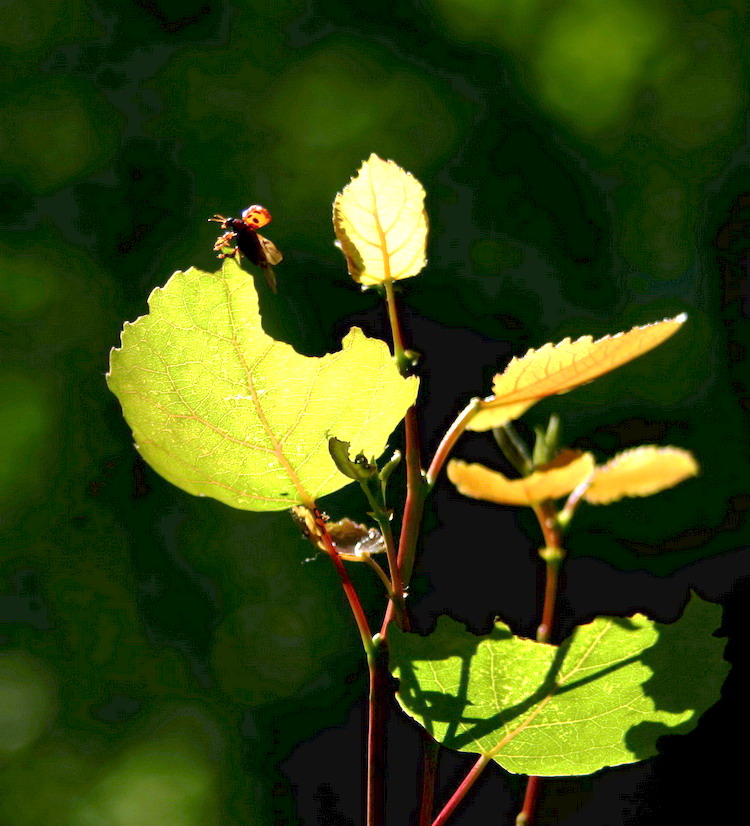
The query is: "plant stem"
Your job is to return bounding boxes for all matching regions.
[558,476,592,527]
[536,555,559,645]
[315,512,384,826]
[515,502,565,826]
[381,405,425,636]
[418,737,440,826]
[359,481,409,630]
[532,502,564,644]
[425,398,482,490]
[315,512,376,659]
[493,423,533,475]
[380,278,426,635]
[383,279,410,374]
[360,554,396,598]
[431,753,491,826]
[368,649,388,826]
[515,775,541,826]
[379,517,410,630]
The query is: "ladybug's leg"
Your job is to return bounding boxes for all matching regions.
[213,231,237,257]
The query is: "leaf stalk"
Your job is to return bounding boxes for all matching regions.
[315,512,377,658]
[426,399,482,490]
[430,753,491,826]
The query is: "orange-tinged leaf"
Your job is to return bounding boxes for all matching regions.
[467,315,687,432]
[584,446,699,505]
[333,154,428,286]
[448,451,595,506]
[468,399,538,433]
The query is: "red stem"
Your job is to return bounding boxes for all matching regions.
[431,754,491,826]
[316,514,375,657]
[516,503,565,825]
[515,776,541,826]
[418,737,440,826]
[536,559,559,644]
[425,399,482,489]
[531,502,563,644]
[315,514,382,826]
[380,279,425,637]
[380,280,436,826]
[372,503,409,631]
[368,654,387,826]
[381,405,425,636]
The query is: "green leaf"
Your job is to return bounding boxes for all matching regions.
[389,593,727,776]
[328,437,378,483]
[107,260,418,511]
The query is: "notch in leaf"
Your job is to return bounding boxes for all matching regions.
[107,260,418,512]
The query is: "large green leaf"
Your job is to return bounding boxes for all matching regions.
[389,593,727,776]
[107,260,418,511]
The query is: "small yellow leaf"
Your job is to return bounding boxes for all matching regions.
[468,315,687,432]
[584,446,699,505]
[333,154,428,286]
[448,451,595,506]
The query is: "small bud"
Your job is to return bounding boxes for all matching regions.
[539,546,565,564]
[378,450,402,488]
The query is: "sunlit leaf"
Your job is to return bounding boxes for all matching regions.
[333,153,428,286]
[584,446,699,505]
[389,593,727,776]
[107,260,418,511]
[468,315,687,431]
[448,450,595,506]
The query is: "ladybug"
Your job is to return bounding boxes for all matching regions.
[209,205,283,292]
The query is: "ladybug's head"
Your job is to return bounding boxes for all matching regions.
[241,205,272,230]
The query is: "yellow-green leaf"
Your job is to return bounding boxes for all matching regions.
[107,260,418,511]
[468,315,687,432]
[333,153,428,286]
[584,446,699,505]
[448,451,595,506]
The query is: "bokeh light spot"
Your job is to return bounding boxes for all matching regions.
[71,719,219,826]
[0,255,60,319]
[0,79,121,194]
[0,653,56,756]
[0,374,52,505]
[428,0,546,50]
[651,26,742,149]
[534,0,666,133]
[0,0,99,66]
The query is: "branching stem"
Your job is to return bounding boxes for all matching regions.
[359,478,409,630]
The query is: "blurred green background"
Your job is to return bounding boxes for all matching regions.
[1,0,748,823]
